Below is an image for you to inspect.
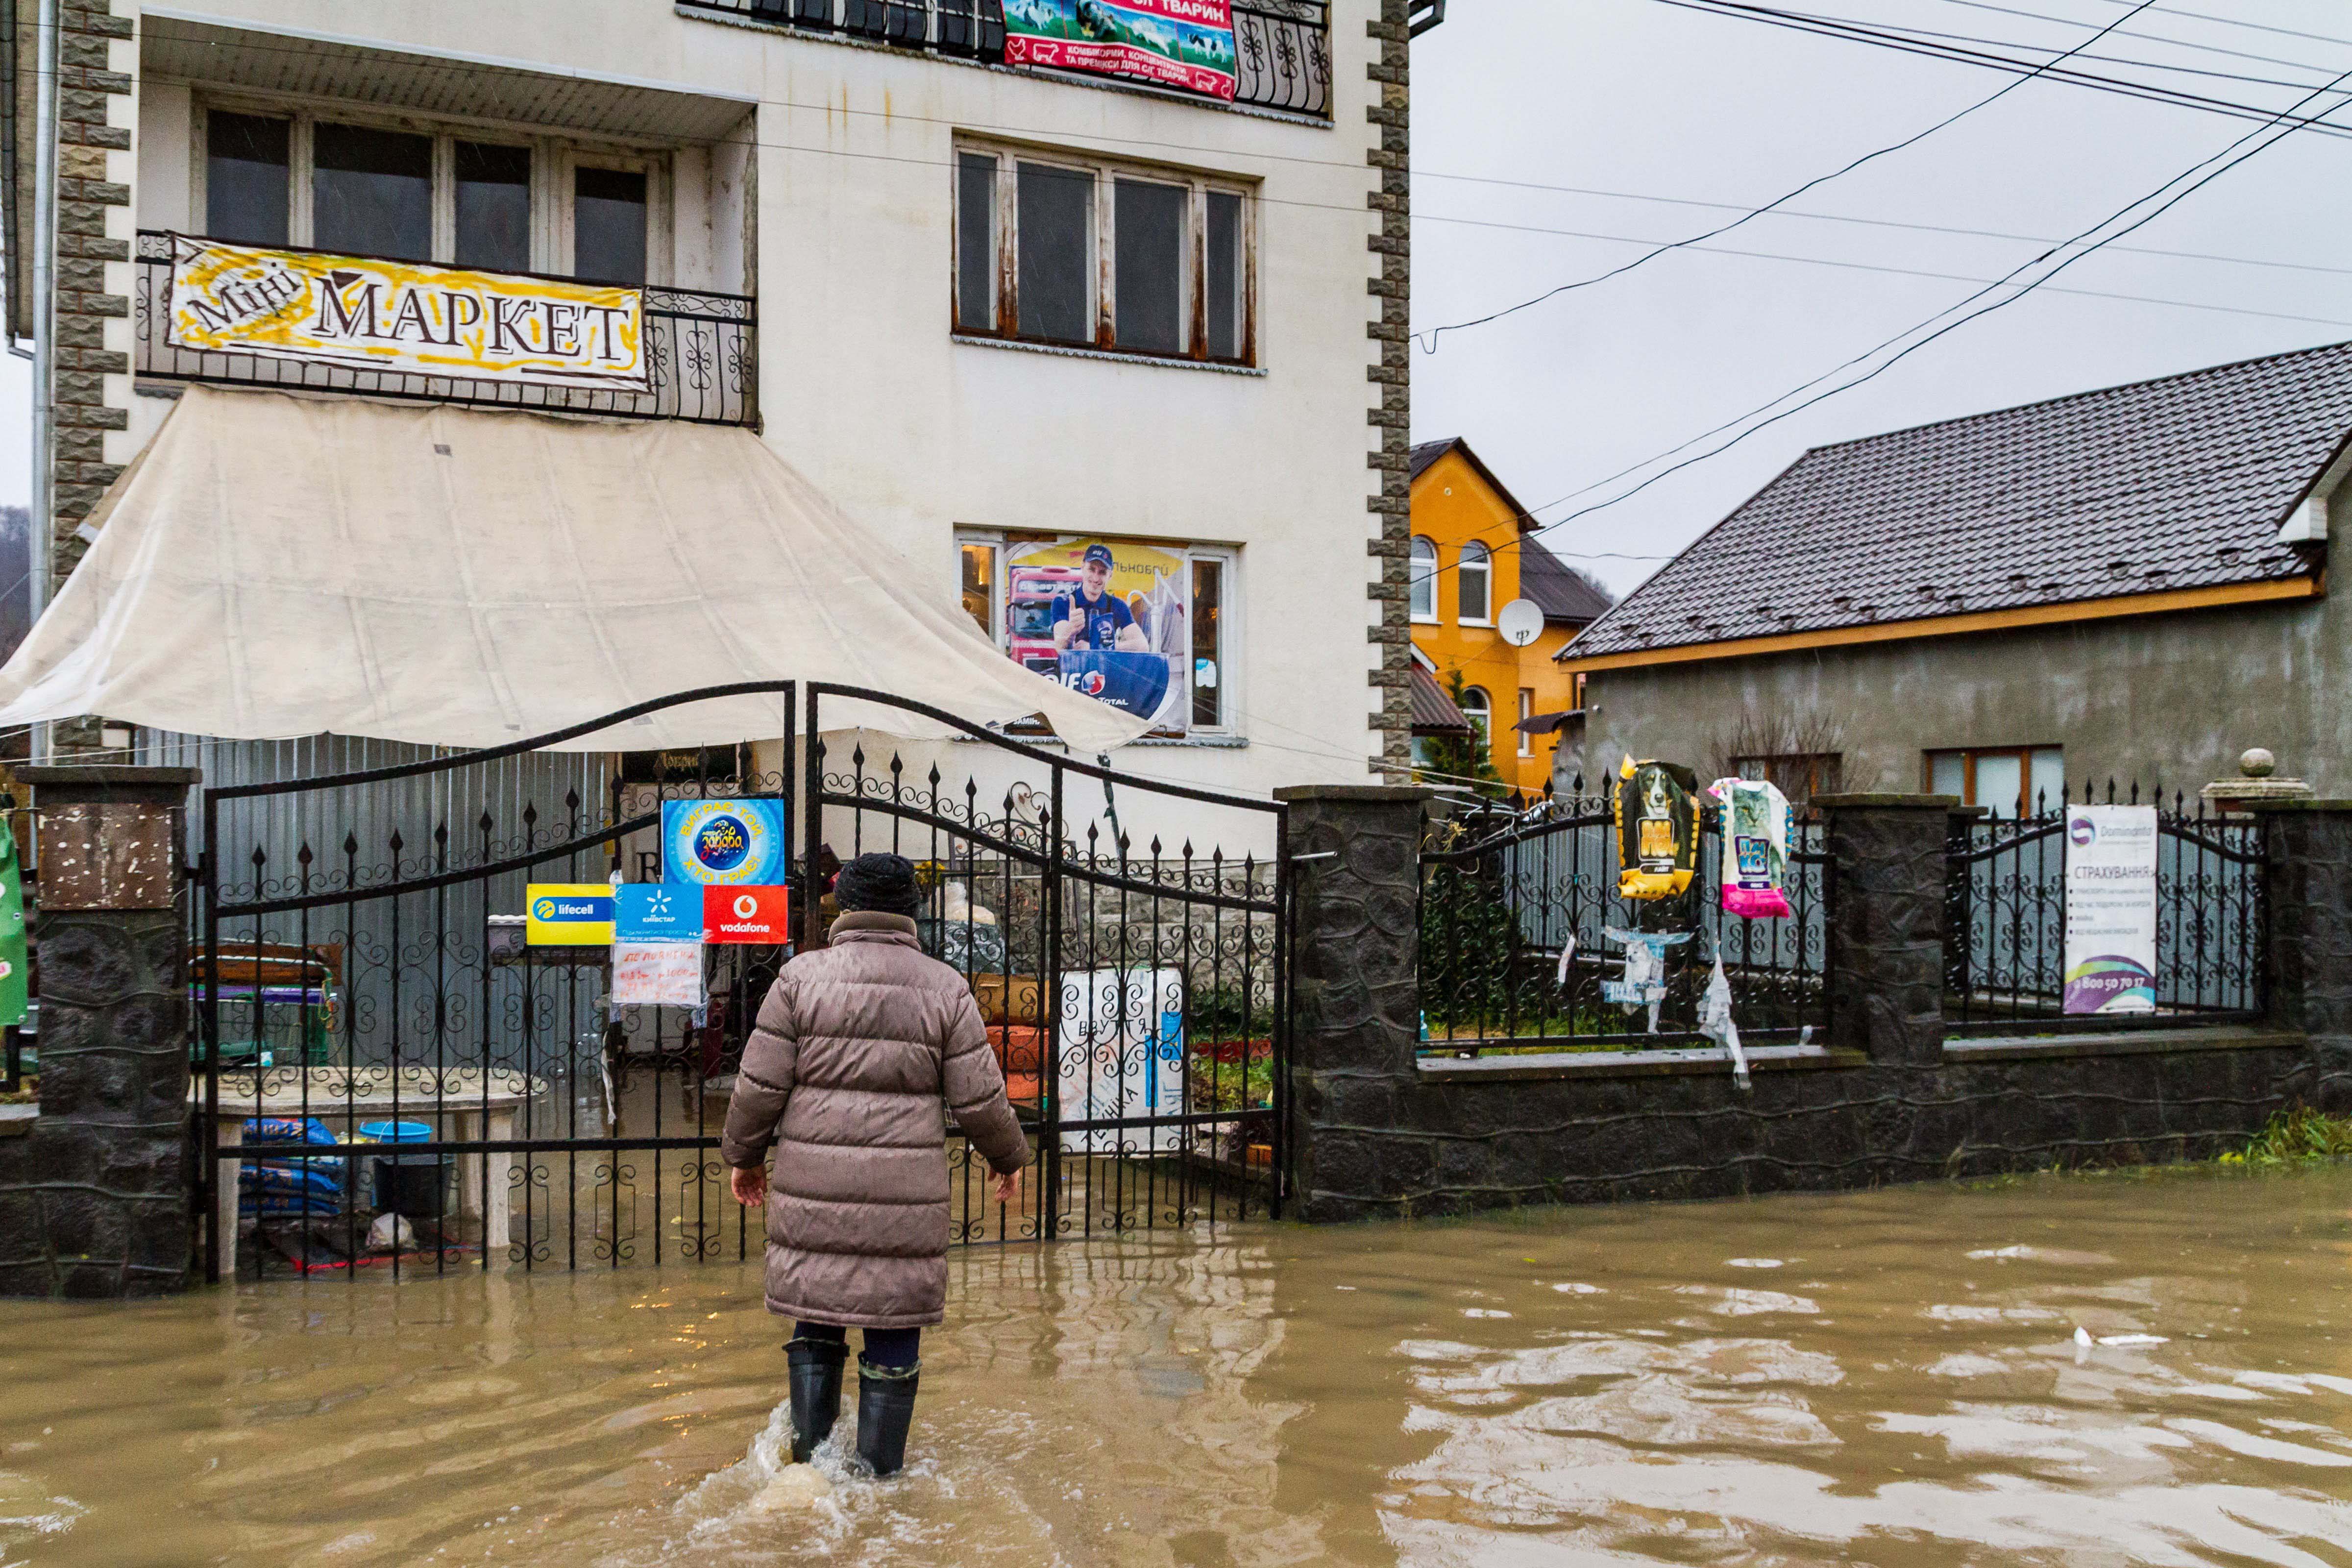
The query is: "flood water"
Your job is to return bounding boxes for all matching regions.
[4,1167,2351,1567]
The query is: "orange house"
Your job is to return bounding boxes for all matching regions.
[1408,438,1613,794]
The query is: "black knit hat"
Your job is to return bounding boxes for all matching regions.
[832,852,919,917]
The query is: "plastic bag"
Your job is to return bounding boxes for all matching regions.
[1614,757,1699,901]
[1707,776,1792,919]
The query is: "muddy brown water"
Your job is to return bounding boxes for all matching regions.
[3,1168,2351,1567]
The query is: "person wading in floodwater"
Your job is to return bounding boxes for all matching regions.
[722,852,1030,1477]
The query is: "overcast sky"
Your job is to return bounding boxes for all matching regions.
[4,0,2349,585]
[1412,0,2352,598]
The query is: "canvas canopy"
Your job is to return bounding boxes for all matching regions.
[0,387,1149,752]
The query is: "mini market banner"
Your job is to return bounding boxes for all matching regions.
[2063,804,2159,1014]
[1004,0,1239,101]
[166,234,646,391]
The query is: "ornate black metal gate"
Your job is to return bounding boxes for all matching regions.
[197,683,1290,1282]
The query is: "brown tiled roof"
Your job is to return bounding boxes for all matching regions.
[1409,665,1472,735]
[1566,341,2352,661]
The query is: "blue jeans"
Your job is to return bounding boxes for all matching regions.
[793,1320,919,1369]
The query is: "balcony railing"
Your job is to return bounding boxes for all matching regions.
[679,0,1332,120]
[133,232,759,429]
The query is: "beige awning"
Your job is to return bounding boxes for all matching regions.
[0,387,1149,752]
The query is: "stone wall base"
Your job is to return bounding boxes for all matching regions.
[1298,1034,2349,1223]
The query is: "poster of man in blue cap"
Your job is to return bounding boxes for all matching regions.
[1053,543,1152,656]
[1004,536,1189,732]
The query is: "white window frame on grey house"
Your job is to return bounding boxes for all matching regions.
[1927,745,2065,819]
[954,528,1243,739]
[953,137,1257,368]
[191,97,673,283]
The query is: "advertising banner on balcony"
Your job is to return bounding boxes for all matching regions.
[164,234,646,392]
[1003,0,1238,101]
[2062,804,2159,1014]
[1000,535,1191,734]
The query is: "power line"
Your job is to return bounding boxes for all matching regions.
[1650,0,2352,137]
[2075,0,2352,54]
[1414,0,2159,351]
[1415,207,2352,329]
[1413,172,2352,281]
[1914,0,2352,83]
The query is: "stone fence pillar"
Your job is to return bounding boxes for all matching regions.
[2250,801,2352,1047]
[1274,785,1432,1223]
[1817,794,1957,1067]
[0,767,201,1298]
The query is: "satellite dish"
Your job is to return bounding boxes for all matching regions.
[1496,598,1544,647]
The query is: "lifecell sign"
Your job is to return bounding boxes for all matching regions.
[703,885,789,945]
[165,234,646,392]
[526,884,615,946]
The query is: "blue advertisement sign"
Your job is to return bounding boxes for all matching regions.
[662,799,788,886]
[615,882,705,944]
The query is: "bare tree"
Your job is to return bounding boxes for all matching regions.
[1707,708,1847,802]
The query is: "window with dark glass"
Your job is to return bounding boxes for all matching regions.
[1017,162,1093,343]
[455,142,532,273]
[1114,178,1185,354]
[312,122,433,260]
[205,112,290,246]
[1205,189,1242,360]
[574,167,648,285]
[956,152,996,332]
[1191,557,1224,727]
[959,144,1254,365]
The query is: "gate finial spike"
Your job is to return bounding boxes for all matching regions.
[479,809,494,835]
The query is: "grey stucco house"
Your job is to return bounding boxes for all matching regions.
[1555,342,2352,813]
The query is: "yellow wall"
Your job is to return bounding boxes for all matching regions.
[1409,448,1582,794]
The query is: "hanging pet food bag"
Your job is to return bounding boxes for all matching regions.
[1708,776,1793,919]
[1614,757,1698,900]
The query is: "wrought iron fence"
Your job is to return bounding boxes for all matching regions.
[196,682,1288,1281]
[133,232,759,428]
[1417,787,1830,1056]
[807,687,1288,1243]
[677,0,1332,118]
[1944,782,2266,1031]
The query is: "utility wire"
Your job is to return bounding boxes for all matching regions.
[1414,0,2158,351]
[1415,172,2352,281]
[1417,51,2352,592]
[1899,0,2352,84]
[2072,0,2352,53]
[1415,208,2352,328]
[1649,0,2352,136]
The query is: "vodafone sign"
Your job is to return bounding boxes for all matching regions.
[702,884,789,945]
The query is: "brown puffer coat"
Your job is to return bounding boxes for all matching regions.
[720,911,1031,1327]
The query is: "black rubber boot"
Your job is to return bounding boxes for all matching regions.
[855,1358,921,1477]
[784,1336,848,1463]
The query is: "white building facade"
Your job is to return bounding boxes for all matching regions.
[6,0,1424,828]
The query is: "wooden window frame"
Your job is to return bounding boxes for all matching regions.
[952,137,1258,368]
